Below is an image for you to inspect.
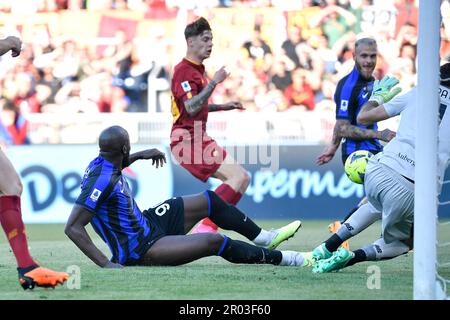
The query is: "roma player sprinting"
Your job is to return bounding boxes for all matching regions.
[170,17,249,234]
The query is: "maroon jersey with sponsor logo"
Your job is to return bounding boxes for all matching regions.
[169,58,226,182]
[171,58,209,141]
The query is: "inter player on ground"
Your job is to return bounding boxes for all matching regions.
[312,65,450,272]
[316,38,396,243]
[170,17,249,234]
[65,126,306,268]
[0,36,68,289]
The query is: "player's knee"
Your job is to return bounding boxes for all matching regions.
[239,171,250,190]
[204,234,226,253]
[228,169,250,191]
[4,179,23,196]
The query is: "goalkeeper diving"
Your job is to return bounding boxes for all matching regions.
[310,63,450,273]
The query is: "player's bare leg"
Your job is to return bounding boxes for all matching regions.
[0,149,23,196]
[192,154,250,234]
[0,150,68,289]
[212,154,251,196]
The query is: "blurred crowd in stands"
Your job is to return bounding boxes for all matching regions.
[0,0,449,145]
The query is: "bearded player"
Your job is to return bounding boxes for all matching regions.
[316,38,396,245]
[170,17,258,234]
[0,36,68,289]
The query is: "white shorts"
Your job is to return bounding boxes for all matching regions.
[364,159,414,244]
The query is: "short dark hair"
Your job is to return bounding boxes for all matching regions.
[184,17,211,40]
[440,62,450,86]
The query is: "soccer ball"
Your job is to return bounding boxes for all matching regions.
[344,150,373,184]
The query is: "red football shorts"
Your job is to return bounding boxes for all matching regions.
[170,137,227,182]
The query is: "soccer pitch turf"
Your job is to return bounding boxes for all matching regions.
[0,220,448,300]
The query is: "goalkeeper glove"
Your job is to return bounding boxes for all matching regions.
[369,75,402,105]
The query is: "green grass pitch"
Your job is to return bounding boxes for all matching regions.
[0,220,448,300]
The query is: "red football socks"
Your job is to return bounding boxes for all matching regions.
[0,195,36,268]
[215,183,241,206]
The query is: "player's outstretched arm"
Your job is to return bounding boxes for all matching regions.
[316,142,340,165]
[336,118,395,143]
[65,205,122,268]
[316,120,347,165]
[127,148,166,168]
[0,36,22,57]
[208,101,245,112]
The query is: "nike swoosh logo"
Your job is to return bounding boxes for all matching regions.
[362,92,369,99]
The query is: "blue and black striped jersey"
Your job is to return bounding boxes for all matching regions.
[75,156,151,265]
[335,66,383,164]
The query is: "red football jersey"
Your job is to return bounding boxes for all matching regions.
[170,58,209,142]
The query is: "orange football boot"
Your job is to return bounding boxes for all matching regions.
[18,265,69,290]
[328,221,350,250]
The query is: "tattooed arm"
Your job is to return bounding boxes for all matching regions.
[335,119,395,142]
[316,119,395,165]
[185,80,217,116]
[208,101,244,112]
[316,121,343,165]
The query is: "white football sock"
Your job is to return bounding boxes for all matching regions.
[252,229,276,246]
[279,251,305,266]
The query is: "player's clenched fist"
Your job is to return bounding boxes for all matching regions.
[212,66,230,84]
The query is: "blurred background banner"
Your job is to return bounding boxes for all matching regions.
[6,144,450,223]
[5,144,174,223]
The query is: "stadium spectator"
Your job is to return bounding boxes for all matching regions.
[97,74,129,113]
[52,79,99,113]
[0,99,29,145]
[393,0,418,37]
[12,72,42,114]
[309,3,357,48]
[442,0,450,60]
[268,59,292,92]
[0,35,68,290]
[242,27,272,61]
[113,44,152,112]
[281,26,304,69]
[65,125,311,268]
[312,64,450,273]
[283,69,315,111]
[0,0,426,121]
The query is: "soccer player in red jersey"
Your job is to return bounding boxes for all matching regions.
[170,17,250,234]
[0,36,68,289]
